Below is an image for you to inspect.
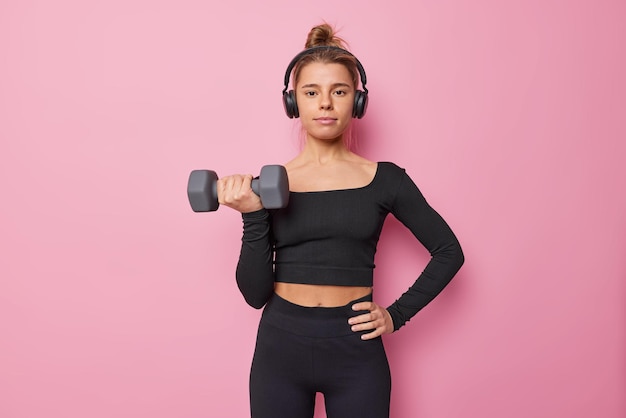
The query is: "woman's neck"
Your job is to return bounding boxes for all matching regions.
[299,135,352,166]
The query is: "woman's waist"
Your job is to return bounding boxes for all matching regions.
[274,282,372,308]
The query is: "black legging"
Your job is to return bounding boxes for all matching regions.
[249,293,391,418]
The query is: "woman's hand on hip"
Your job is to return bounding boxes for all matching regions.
[349,301,394,340]
[217,174,263,213]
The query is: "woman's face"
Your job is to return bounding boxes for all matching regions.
[295,62,355,143]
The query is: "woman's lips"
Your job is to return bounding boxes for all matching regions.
[314,117,337,125]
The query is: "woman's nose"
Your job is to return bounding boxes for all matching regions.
[319,92,333,110]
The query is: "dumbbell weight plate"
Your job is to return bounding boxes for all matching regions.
[187,170,219,212]
[255,165,290,209]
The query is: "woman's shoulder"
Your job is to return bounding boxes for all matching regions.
[349,154,378,178]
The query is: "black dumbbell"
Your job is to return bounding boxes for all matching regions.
[187,165,289,212]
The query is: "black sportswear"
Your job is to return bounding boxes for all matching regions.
[250,293,391,418]
[236,162,464,330]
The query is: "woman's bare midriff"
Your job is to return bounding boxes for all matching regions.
[274,282,372,307]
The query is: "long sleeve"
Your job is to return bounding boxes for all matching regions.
[386,172,464,331]
[235,208,275,309]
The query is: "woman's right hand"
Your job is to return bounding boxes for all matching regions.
[217,174,264,214]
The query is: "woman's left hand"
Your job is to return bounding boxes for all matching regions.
[348,301,394,340]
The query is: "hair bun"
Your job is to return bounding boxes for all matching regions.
[305,23,348,49]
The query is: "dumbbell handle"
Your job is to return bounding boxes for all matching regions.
[210,177,261,196]
[207,177,262,203]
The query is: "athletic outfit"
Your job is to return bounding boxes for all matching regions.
[236,162,464,418]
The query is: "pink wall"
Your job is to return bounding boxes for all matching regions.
[1,1,624,417]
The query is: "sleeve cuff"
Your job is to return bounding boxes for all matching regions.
[242,208,269,221]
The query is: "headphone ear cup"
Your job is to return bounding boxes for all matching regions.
[283,90,299,119]
[353,90,368,119]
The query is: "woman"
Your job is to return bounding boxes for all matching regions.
[217,23,464,418]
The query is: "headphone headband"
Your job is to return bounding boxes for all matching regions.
[282,46,368,95]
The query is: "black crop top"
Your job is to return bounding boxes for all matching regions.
[235,162,464,331]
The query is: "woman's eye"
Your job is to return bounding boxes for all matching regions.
[334,90,346,96]
[305,91,316,97]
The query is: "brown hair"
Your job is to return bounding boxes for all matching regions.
[292,23,360,90]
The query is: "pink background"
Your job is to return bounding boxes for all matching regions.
[1,1,624,417]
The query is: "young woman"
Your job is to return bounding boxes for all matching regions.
[217,23,464,418]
